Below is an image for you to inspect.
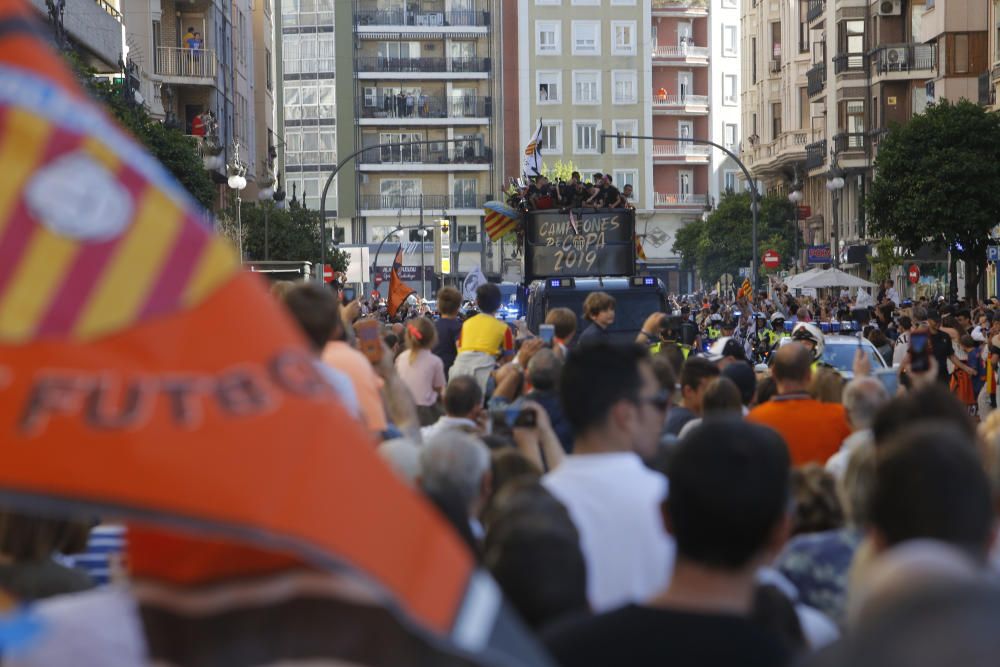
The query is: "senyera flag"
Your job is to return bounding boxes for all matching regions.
[0,2,551,665]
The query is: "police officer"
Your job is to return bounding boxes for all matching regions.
[791,321,827,372]
[705,313,723,342]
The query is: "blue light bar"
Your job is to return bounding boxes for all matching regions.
[548,278,576,288]
[631,277,656,287]
[784,322,794,333]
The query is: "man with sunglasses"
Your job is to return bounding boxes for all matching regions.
[543,343,674,612]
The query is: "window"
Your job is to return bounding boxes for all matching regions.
[458,224,479,243]
[379,178,422,207]
[798,0,809,53]
[613,170,638,200]
[724,170,739,193]
[612,119,638,154]
[721,0,737,6]
[770,21,781,58]
[454,178,478,208]
[573,70,601,104]
[540,120,563,154]
[409,228,433,242]
[842,20,864,55]
[722,74,737,105]
[751,37,757,84]
[612,0,636,5]
[536,0,561,4]
[573,120,600,154]
[265,48,272,91]
[536,21,561,55]
[537,70,561,104]
[572,21,601,55]
[371,226,401,243]
[377,132,423,162]
[799,86,809,128]
[771,102,782,140]
[954,34,970,74]
[612,70,637,104]
[238,11,247,63]
[844,99,864,144]
[722,25,737,56]
[572,0,599,4]
[612,21,636,55]
[152,20,161,72]
[723,123,738,150]
[286,129,336,165]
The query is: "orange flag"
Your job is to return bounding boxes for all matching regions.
[387,245,416,316]
[0,3,549,665]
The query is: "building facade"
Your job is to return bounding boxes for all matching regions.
[31,0,126,73]
[742,0,988,278]
[123,0,270,196]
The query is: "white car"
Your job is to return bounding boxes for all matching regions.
[779,334,888,379]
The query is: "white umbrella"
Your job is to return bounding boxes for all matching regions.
[795,267,877,289]
[784,267,824,289]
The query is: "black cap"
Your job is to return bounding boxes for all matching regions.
[722,361,757,406]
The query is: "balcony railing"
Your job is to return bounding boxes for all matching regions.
[154,46,217,79]
[652,44,709,59]
[652,0,708,10]
[652,94,709,107]
[807,63,826,95]
[805,140,826,170]
[355,9,490,27]
[360,194,490,210]
[95,0,122,21]
[358,94,492,120]
[652,144,711,158]
[834,132,866,153]
[358,144,492,165]
[654,193,708,207]
[833,53,864,74]
[871,44,936,73]
[355,56,490,73]
[807,0,824,21]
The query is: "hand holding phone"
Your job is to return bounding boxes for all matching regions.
[342,287,356,305]
[354,319,383,366]
[909,331,931,373]
[539,323,555,346]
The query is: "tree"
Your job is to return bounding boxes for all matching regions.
[218,199,350,273]
[866,99,1000,302]
[541,159,580,182]
[671,191,798,286]
[868,236,906,284]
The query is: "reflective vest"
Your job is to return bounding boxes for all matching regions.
[650,340,692,359]
[706,326,721,340]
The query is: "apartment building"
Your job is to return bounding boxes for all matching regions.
[743,0,987,274]
[30,0,126,73]
[123,0,269,195]
[276,0,336,212]
[516,0,739,292]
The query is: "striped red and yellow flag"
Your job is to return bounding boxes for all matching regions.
[483,200,520,241]
[635,234,647,261]
[738,277,753,300]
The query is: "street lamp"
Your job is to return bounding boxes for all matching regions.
[227,142,248,261]
[826,156,845,269]
[788,181,803,271]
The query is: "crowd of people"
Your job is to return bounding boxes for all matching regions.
[508,172,635,212]
[8,273,1000,666]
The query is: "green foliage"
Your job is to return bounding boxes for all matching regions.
[541,159,580,182]
[866,99,1000,300]
[671,191,799,286]
[63,50,215,210]
[220,199,349,273]
[868,237,906,283]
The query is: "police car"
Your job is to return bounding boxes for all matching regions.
[777,321,888,378]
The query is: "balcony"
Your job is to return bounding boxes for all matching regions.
[359,193,490,212]
[358,144,492,171]
[355,8,490,29]
[805,139,826,171]
[654,193,708,209]
[870,44,936,78]
[807,63,826,96]
[833,53,864,75]
[651,0,708,15]
[355,56,490,77]
[29,0,123,70]
[652,144,711,163]
[833,132,867,154]
[652,44,710,65]
[357,94,492,124]
[807,0,824,22]
[652,93,709,114]
[154,46,218,84]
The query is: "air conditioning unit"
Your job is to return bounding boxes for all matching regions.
[884,46,908,68]
[878,0,902,15]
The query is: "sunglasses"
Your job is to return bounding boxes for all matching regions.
[636,389,672,412]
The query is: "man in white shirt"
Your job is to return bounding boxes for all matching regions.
[422,376,483,441]
[885,279,900,307]
[543,343,674,612]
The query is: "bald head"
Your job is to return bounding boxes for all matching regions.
[844,376,890,430]
[772,343,813,386]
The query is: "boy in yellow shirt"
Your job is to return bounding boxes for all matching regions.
[450,283,514,396]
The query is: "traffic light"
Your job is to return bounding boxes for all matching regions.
[435,218,451,275]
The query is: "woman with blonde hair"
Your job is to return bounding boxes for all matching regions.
[395,317,446,425]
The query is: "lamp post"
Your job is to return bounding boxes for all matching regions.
[788,180,803,272]
[826,156,845,269]
[227,142,248,261]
